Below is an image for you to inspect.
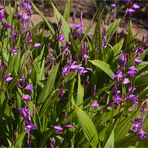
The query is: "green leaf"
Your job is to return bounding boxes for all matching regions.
[126,21,134,50]
[112,39,124,57]
[135,74,148,88]
[106,19,120,42]
[104,129,114,148]
[31,1,55,35]
[141,48,148,60]
[51,1,70,40]
[63,0,71,22]
[15,132,26,148]
[39,89,59,118]
[139,87,148,99]
[76,74,84,108]
[89,60,114,79]
[137,61,148,72]
[37,63,59,108]
[74,105,98,147]
[115,112,137,143]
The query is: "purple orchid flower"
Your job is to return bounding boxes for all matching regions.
[91,102,99,108]
[54,125,63,133]
[34,43,41,48]
[23,94,31,103]
[127,66,138,77]
[25,84,33,92]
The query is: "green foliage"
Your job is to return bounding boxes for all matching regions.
[89,60,114,79]
[0,1,147,147]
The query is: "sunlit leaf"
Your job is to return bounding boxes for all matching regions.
[89,60,114,79]
[74,104,98,147]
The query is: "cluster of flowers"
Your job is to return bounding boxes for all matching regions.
[110,3,116,21]
[51,113,73,147]
[3,71,36,144]
[124,0,140,14]
[15,0,32,32]
[71,12,84,37]
[112,47,147,139]
[112,47,144,107]
[131,117,147,139]
[18,78,36,145]
[102,22,107,48]
[56,20,92,77]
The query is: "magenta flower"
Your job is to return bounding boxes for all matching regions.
[18,108,28,120]
[131,117,143,132]
[23,94,31,102]
[126,94,138,104]
[57,34,64,42]
[128,85,136,93]
[25,84,33,92]
[113,69,123,82]
[91,102,99,108]
[4,73,13,83]
[10,47,18,55]
[131,117,147,139]
[24,124,36,133]
[54,125,63,133]
[65,124,74,129]
[126,8,135,14]
[34,43,41,48]
[137,129,147,140]
[132,4,140,9]
[135,58,142,65]
[118,53,128,67]
[17,76,25,88]
[10,33,17,40]
[0,12,4,22]
[122,78,130,85]
[127,66,138,77]
[3,22,11,29]
[113,95,123,105]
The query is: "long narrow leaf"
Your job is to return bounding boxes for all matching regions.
[31,2,55,35]
[63,0,71,22]
[74,105,98,147]
[51,1,70,40]
[37,63,59,107]
[76,74,84,108]
[104,129,114,148]
[89,60,114,79]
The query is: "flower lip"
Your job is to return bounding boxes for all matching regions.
[24,124,37,132]
[34,42,41,48]
[127,66,138,77]
[23,94,31,102]
[91,102,99,108]
[25,84,33,91]
[65,124,74,129]
[122,78,130,85]
[54,125,63,132]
